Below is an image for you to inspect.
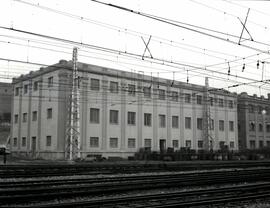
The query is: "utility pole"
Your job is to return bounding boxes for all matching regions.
[65,47,81,160]
[203,77,213,151]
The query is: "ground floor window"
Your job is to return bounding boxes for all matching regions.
[110,137,118,148]
[128,138,136,148]
[90,137,99,148]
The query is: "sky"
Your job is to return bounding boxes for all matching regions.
[1,0,270,96]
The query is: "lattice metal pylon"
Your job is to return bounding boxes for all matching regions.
[65,47,81,160]
[203,77,213,151]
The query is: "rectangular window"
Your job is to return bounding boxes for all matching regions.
[144,113,152,126]
[90,108,100,123]
[210,119,214,130]
[250,140,256,149]
[219,141,225,149]
[184,93,191,103]
[128,138,136,148]
[110,110,118,124]
[90,137,99,148]
[197,95,202,105]
[159,114,166,128]
[48,76,53,88]
[144,138,151,148]
[13,138,17,147]
[198,140,203,148]
[47,108,52,119]
[171,91,178,102]
[128,84,136,96]
[127,112,136,125]
[22,137,26,147]
[228,100,233,109]
[209,97,214,106]
[185,140,191,148]
[24,84,28,94]
[197,118,203,130]
[158,89,165,100]
[172,116,179,128]
[172,140,179,148]
[15,87,20,96]
[229,121,234,131]
[249,105,254,113]
[110,81,118,93]
[219,120,224,131]
[259,140,264,148]
[46,136,52,147]
[259,123,263,132]
[110,137,118,148]
[267,141,270,147]
[249,121,255,131]
[32,111,37,121]
[267,124,270,133]
[218,99,224,107]
[91,78,100,91]
[14,114,18,124]
[230,141,235,149]
[33,81,38,91]
[258,106,263,114]
[185,117,191,129]
[22,113,27,123]
[143,87,151,98]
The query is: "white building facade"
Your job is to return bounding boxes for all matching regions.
[11,60,238,159]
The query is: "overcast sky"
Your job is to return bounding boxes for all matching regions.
[1,0,270,96]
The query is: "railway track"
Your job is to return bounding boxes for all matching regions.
[2,160,270,178]
[1,168,270,207]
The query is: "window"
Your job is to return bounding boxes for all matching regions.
[90,137,99,148]
[218,99,224,107]
[184,93,191,103]
[267,124,270,133]
[14,114,18,124]
[23,113,27,123]
[230,141,235,149]
[197,95,202,105]
[197,118,203,130]
[185,140,191,148]
[24,85,28,94]
[259,123,263,132]
[128,138,136,148]
[48,76,53,88]
[229,121,234,131]
[144,113,152,126]
[209,97,214,106]
[250,140,256,149]
[219,141,225,149]
[258,106,263,114]
[172,116,179,128]
[91,78,100,91]
[185,117,191,129]
[15,87,20,96]
[198,140,203,148]
[249,121,255,131]
[47,108,52,119]
[90,108,100,123]
[144,138,151,148]
[110,137,118,148]
[33,81,38,91]
[210,119,214,130]
[22,137,26,147]
[267,141,270,147]
[110,110,118,124]
[110,81,118,93]
[171,91,178,101]
[46,136,52,147]
[172,140,179,148]
[143,87,151,98]
[249,104,254,113]
[259,140,264,148]
[13,138,17,147]
[228,100,233,109]
[32,111,37,121]
[127,112,136,125]
[128,84,135,96]
[158,89,165,100]
[219,120,224,131]
[159,114,166,128]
